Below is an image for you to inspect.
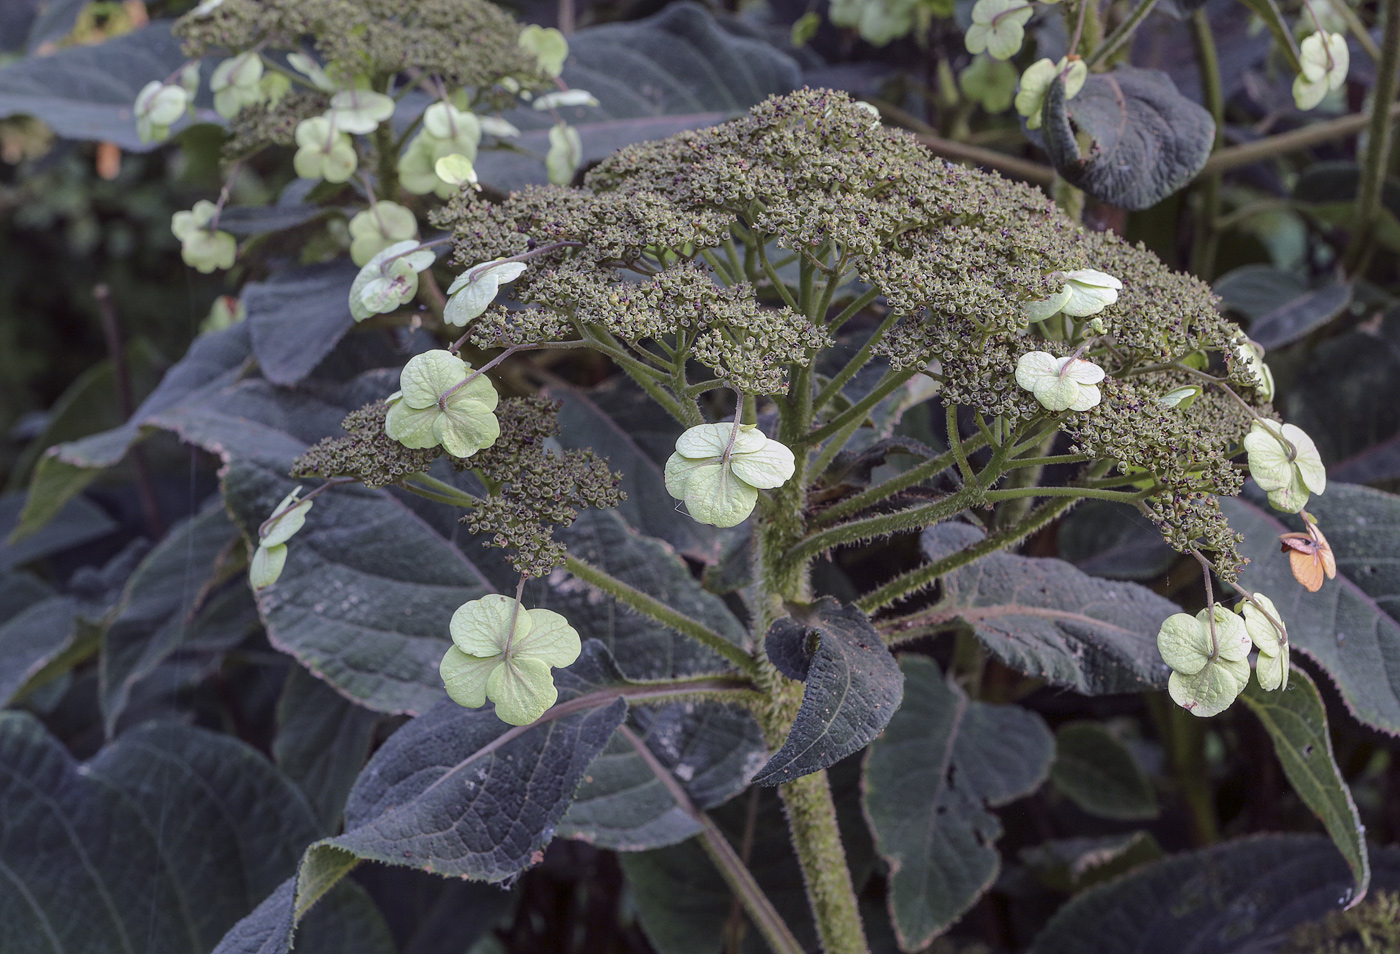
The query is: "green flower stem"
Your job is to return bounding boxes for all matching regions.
[373,117,400,199]
[812,305,900,412]
[402,472,479,507]
[1002,453,1093,470]
[585,330,701,427]
[804,367,918,446]
[780,481,982,572]
[862,494,1080,615]
[1331,0,1382,61]
[813,434,991,528]
[617,725,805,954]
[700,247,738,285]
[1343,0,1400,274]
[776,769,868,954]
[807,406,868,484]
[1086,0,1161,68]
[1201,102,1400,176]
[983,484,1145,503]
[758,241,800,310]
[822,285,882,336]
[1189,9,1226,280]
[799,254,816,316]
[948,404,975,485]
[563,555,760,677]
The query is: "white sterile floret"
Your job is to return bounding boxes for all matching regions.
[519,25,569,77]
[1014,352,1105,412]
[210,52,264,119]
[965,0,1033,60]
[327,89,396,134]
[1022,269,1120,321]
[348,240,435,322]
[1242,421,1326,513]
[665,424,796,528]
[171,200,236,273]
[1242,593,1289,691]
[287,52,336,91]
[134,81,189,143]
[479,116,522,138]
[444,259,528,326]
[1293,31,1349,110]
[423,102,481,145]
[294,116,357,183]
[441,594,581,726]
[384,350,500,458]
[533,89,600,111]
[1158,606,1253,717]
[546,123,583,185]
[1015,57,1087,130]
[434,155,478,188]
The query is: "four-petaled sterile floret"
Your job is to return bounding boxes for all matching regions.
[519,25,568,77]
[211,51,264,119]
[1293,30,1349,110]
[294,116,358,183]
[250,488,313,590]
[665,423,795,528]
[384,349,501,458]
[171,200,237,273]
[1024,269,1122,322]
[1243,593,1289,691]
[1158,605,1253,717]
[349,240,435,321]
[1015,351,1105,412]
[348,202,418,267]
[326,89,396,134]
[965,0,1033,60]
[440,594,582,725]
[1243,421,1325,513]
[135,81,190,143]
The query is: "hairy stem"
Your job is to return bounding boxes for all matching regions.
[1087,0,1160,67]
[805,368,918,446]
[813,307,901,412]
[777,770,867,954]
[1342,0,1400,274]
[1189,9,1225,280]
[781,481,981,571]
[563,556,760,676]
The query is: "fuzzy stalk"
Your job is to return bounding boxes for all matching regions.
[1342,0,1400,274]
[776,768,867,954]
[1189,9,1225,279]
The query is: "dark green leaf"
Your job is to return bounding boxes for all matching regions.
[99,500,241,734]
[550,380,718,563]
[474,3,800,192]
[918,523,1178,694]
[1029,836,1400,953]
[211,877,395,954]
[274,666,380,834]
[1213,264,1353,350]
[561,701,766,849]
[864,656,1053,949]
[1240,667,1369,903]
[14,323,252,542]
[0,594,77,707]
[0,24,206,150]
[1050,721,1159,820]
[1293,162,1400,252]
[752,597,902,786]
[1020,832,1164,894]
[223,458,493,715]
[1213,264,1307,321]
[1057,500,1177,582]
[1224,484,1400,735]
[542,509,746,679]
[0,713,330,954]
[218,204,329,237]
[1041,67,1215,210]
[245,262,360,387]
[0,491,117,572]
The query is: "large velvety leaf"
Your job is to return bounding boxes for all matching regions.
[1057,500,1176,582]
[0,23,205,150]
[14,323,253,542]
[0,713,341,954]
[1041,67,1214,210]
[560,701,766,850]
[1029,836,1400,953]
[99,500,241,734]
[211,877,395,954]
[863,656,1053,949]
[908,523,1178,694]
[213,642,657,953]
[1224,484,1400,735]
[0,491,117,571]
[1050,721,1158,821]
[244,261,360,387]
[550,380,717,563]
[474,2,800,192]
[0,593,77,707]
[1213,266,1352,350]
[224,458,493,715]
[274,666,381,834]
[1240,667,1369,905]
[1293,161,1400,254]
[752,597,902,786]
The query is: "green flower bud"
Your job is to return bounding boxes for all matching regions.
[664,423,795,528]
[1014,351,1105,412]
[441,594,582,725]
[965,0,1033,60]
[347,202,418,267]
[384,350,501,458]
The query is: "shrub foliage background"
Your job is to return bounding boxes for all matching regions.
[1,0,1400,951]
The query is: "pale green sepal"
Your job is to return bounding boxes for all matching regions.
[1169,656,1250,717]
[487,657,559,725]
[1204,605,1252,662]
[249,543,287,590]
[348,202,417,267]
[546,123,582,185]
[965,0,1032,59]
[1157,612,1210,675]
[328,89,395,134]
[728,439,797,489]
[383,400,440,449]
[450,593,524,656]
[1256,650,1288,691]
[1060,269,1122,317]
[399,350,467,408]
[439,647,496,708]
[1158,385,1201,409]
[514,608,583,668]
[520,25,569,76]
[261,489,312,546]
[1023,284,1074,322]
[665,457,758,528]
[1015,351,1104,412]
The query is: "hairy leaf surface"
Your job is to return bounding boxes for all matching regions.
[1050,721,1158,820]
